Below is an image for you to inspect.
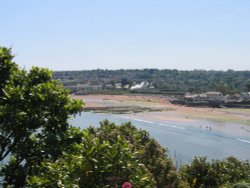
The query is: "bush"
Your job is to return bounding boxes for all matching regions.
[27,123,178,187]
[179,157,250,188]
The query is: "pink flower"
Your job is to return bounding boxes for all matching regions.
[122,182,133,188]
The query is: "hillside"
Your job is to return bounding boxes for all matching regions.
[53,69,250,95]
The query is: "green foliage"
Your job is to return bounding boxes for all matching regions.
[233,182,250,188]
[0,47,17,96]
[53,69,250,95]
[179,156,250,188]
[244,80,250,92]
[0,47,84,187]
[26,120,179,187]
[27,127,155,188]
[211,79,229,95]
[93,120,178,187]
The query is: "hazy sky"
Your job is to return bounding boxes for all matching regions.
[1,0,250,71]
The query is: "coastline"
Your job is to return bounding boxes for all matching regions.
[72,94,250,137]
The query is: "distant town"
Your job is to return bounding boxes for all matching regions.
[171,91,250,108]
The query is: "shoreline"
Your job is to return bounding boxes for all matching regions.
[72,94,250,137]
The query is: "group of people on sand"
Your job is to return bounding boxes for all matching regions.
[199,125,213,132]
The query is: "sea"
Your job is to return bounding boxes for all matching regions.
[70,112,250,165]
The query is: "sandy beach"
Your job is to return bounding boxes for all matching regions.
[72,94,250,137]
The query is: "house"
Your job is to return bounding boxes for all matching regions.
[224,94,244,103]
[204,92,224,101]
[69,84,102,94]
[184,92,224,102]
[130,82,149,90]
[115,83,122,89]
[123,84,130,89]
[104,84,114,89]
[185,93,198,100]
[241,92,250,101]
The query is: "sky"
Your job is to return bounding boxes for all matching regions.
[1,0,250,71]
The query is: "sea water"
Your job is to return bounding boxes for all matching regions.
[70,112,250,164]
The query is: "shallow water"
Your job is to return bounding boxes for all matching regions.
[70,112,250,164]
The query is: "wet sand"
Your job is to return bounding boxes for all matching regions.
[72,94,250,137]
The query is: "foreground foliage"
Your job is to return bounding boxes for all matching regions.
[179,156,250,188]
[27,122,177,187]
[0,47,83,187]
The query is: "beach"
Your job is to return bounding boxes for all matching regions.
[72,94,250,137]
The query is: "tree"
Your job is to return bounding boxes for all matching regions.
[211,79,228,95]
[0,47,84,187]
[121,78,129,88]
[27,127,155,188]
[91,120,178,187]
[244,79,250,92]
[179,156,250,188]
[0,47,17,96]
[26,121,179,188]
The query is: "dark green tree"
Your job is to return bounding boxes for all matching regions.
[179,156,250,188]
[244,79,250,92]
[0,47,17,96]
[26,121,179,188]
[92,120,178,188]
[0,47,84,187]
[121,78,129,88]
[27,127,155,188]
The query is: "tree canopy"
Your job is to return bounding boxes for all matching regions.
[0,47,83,187]
[54,69,250,95]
